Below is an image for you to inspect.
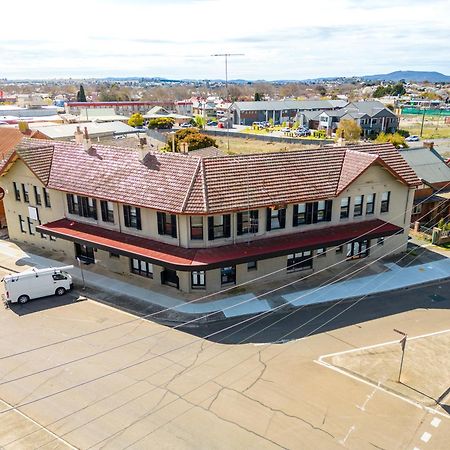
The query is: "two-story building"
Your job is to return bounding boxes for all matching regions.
[0,139,419,294]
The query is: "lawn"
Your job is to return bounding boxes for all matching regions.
[400,114,450,139]
[214,135,311,154]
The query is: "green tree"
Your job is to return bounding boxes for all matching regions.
[165,128,216,152]
[148,117,174,129]
[375,132,407,148]
[373,86,387,98]
[335,119,362,142]
[254,92,262,101]
[194,115,206,129]
[128,113,144,128]
[76,84,87,102]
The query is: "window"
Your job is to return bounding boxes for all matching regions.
[336,245,343,254]
[208,215,231,240]
[287,251,312,271]
[67,194,97,219]
[237,210,259,235]
[100,201,114,223]
[50,235,56,241]
[130,258,153,277]
[316,201,329,222]
[38,220,47,239]
[340,197,350,219]
[294,201,332,226]
[27,217,35,235]
[293,203,306,225]
[412,204,422,215]
[221,266,236,285]
[52,273,67,281]
[366,194,375,215]
[346,240,369,260]
[191,271,206,289]
[377,237,384,246]
[19,215,25,233]
[157,212,177,238]
[33,186,41,206]
[381,191,390,213]
[266,208,286,231]
[247,261,257,271]
[123,205,142,230]
[43,188,51,208]
[22,184,29,203]
[316,247,326,257]
[109,252,120,258]
[354,195,364,217]
[13,182,21,201]
[190,216,204,240]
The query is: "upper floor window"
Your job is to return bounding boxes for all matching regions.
[67,194,97,220]
[157,212,177,238]
[366,194,375,215]
[237,210,259,235]
[208,215,231,240]
[123,205,142,230]
[43,188,51,208]
[13,182,20,201]
[354,195,364,217]
[22,184,29,203]
[33,186,42,206]
[340,197,350,219]
[381,191,390,213]
[293,200,332,226]
[266,208,286,231]
[190,216,204,240]
[100,200,114,223]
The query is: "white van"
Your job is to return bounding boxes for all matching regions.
[2,266,74,304]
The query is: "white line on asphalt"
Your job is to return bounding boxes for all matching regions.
[421,432,432,443]
[356,381,380,411]
[413,447,421,450]
[0,398,77,449]
[339,425,355,445]
[313,359,450,421]
[431,417,441,428]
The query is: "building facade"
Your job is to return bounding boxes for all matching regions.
[0,140,419,294]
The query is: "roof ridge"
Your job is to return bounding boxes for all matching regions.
[200,158,209,213]
[181,158,202,213]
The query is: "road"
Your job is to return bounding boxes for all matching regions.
[0,268,449,449]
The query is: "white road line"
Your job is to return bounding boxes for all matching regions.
[356,381,380,411]
[413,447,421,450]
[314,359,450,421]
[339,425,355,446]
[431,417,441,428]
[421,432,432,443]
[0,398,76,449]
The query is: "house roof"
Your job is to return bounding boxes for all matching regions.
[399,146,450,184]
[0,140,420,215]
[232,100,344,112]
[37,218,402,270]
[345,101,397,118]
[0,128,25,158]
[78,108,129,122]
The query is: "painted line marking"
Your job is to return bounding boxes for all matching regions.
[431,417,441,428]
[339,425,355,446]
[356,381,380,411]
[421,432,432,443]
[413,447,420,450]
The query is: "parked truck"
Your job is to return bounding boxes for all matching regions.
[2,266,74,305]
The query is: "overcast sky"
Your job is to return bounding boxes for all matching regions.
[1,0,449,80]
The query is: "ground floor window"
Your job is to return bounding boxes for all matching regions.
[287,251,312,271]
[75,243,95,264]
[130,258,153,278]
[316,247,326,257]
[247,261,257,271]
[377,237,384,246]
[221,266,236,285]
[191,271,206,289]
[336,245,343,254]
[346,240,369,260]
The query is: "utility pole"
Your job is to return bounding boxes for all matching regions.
[419,108,426,138]
[211,53,244,152]
[394,329,407,383]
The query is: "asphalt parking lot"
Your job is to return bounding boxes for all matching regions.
[0,268,450,449]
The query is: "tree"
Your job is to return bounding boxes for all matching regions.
[128,113,144,128]
[373,86,387,98]
[335,119,362,142]
[165,128,216,152]
[76,84,87,102]
[194,115,206,129]
[254,92,262,101]
[375,132,407,148]
[148,117,174,129]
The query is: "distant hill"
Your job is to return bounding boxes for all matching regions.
[362,71,450,82]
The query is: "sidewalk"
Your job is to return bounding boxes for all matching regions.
[0,238,449,323]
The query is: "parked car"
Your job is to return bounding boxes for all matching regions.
[281,127,291,133]
[180,123,193,128]
[207,121,218,126]
[405,135,420,142]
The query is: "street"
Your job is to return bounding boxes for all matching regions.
[0,267,449,449]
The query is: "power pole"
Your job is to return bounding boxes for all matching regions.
[211,53,244,152]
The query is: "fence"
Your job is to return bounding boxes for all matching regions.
[401,108,450,116]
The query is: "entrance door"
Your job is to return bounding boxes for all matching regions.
[161,269,179,289]
[75,243,95,264]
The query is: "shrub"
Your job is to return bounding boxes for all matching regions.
[148,117,175,129]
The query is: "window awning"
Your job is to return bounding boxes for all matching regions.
[37,218,403,271]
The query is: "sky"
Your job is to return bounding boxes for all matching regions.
[1,0,450,80]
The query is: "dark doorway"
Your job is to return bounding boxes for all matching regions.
[161,269,179,289]
[75,243,95,264]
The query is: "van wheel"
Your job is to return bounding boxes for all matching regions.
[18,295,29,304]
[55,287,66,296]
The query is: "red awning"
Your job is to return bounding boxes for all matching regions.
[37,218,403,271]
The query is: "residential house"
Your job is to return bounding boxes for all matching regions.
[399,143,450,226]
[0,140,419,294]
[143,107,191,126]
[78,108,129,123]
[65,101,175,116]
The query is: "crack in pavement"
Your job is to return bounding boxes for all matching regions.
[242,350,268,394]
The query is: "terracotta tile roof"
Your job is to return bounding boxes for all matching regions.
[3,139,420,215]
[0,128,24,159]
[37,218,403,270]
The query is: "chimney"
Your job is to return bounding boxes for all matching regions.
[423,141,434,151]
[74,126,84,144]
[82,127,92,152]
[180,142,189,154]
